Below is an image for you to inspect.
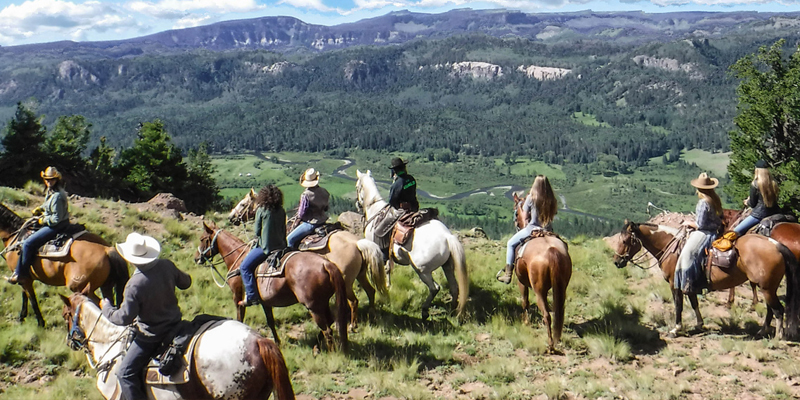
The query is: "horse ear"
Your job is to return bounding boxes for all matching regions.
[513,192,520,201]
[367,170,371,176]
[250,188,256,197]
[623,219,631,231]
[203,221,214,232]
[356,170,362,178]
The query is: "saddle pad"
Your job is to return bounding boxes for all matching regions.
[298,228,340,251]
[144,320,221,385]
[38,230,87,257]
[255,251,300,278]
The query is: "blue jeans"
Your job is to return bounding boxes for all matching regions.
[15,225,59,278]
[733,215,761,236]
[240,247,267,302]
[287,222,317,248]
[118,334,161,400]
[506,226,535,265]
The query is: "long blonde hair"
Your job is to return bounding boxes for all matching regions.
[753,168,778,208]
[528,175,557,226]
[697,188,722,217]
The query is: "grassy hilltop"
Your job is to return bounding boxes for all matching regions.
[1,184,799,400]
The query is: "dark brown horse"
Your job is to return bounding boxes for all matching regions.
[195,221,349,351]
[613,220,800,339]
[511,193,573,351]
[0,203,128,327]
[61,293,295,400]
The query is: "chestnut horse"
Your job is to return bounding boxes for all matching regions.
[195,221,349,351]
[511,193,573,351]
[61,293,295,400]
[613,220,800,339]
[228,191,386,329]
[0,203,128,327]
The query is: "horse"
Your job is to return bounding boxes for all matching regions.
[510,193,573,351]
[227,191,387,330]
[0,203,128,327]
[355,170,469,320]
[60,293,295,400]
[195,221,349,351]
[613,220,800,340]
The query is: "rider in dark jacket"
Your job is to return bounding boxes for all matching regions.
[388,157,419,212]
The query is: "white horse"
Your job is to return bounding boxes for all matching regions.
[355,170,469,320]
[60,293,295,400]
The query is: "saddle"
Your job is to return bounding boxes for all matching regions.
[144,316,226,384]
[515,230,565,261]
[392,208,439,245]
[753,214,797,236]
[255,249,300,278]
[19,223,88,257]
[298,223,343,251]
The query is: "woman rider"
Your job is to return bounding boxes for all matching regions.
[496,175,557,284]
[675,173,723,294]
[732,160,780,238]
[8,166,70,285]
[286,168,330,249]
[238,185,287,307]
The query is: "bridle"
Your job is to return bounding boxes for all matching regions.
[614,225,656,270]
[66,302,131,372]
[356,177,389,228]
[196,228,250,287]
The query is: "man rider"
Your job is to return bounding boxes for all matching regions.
[388,157,419,212]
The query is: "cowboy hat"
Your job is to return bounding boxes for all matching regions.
[40,166,62,180]
[389,157,409,170]
[300,168,320,188]
[755,159,768,169]
[690,173,719,190]
[116,232,161,267]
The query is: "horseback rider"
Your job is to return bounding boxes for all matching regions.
[287,168,330,249]
[239,185,288,307]
[675,173,723,294]
[100,232,192,400]
[7,166,71,285]
[731,160,780,238]
[497,175,557,284]
[388,157,419,213]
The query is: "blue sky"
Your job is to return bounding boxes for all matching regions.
[0,0,797,46]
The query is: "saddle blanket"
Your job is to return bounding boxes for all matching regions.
[144,318,223,385]
[298,223,343,251]
[38,230,88,257]
[255,250,300,278]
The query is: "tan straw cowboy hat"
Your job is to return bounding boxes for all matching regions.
[116,232,161,267]
[690,173,719,190]
[40,166,62,180]
[300,168,320,188]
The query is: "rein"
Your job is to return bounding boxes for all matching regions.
[197,229,250,288]
[68,302,130,371]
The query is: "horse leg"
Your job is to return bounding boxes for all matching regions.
[758,289,783,338]
[669,288,684,337]
[414,268,440,320]
[308,305,336,351]
[261,305,281,345]
[750,282,759,311]
[346,285,358,331]
[356,269,376,309]
[534,285,554,352]
[441,259,459,310]
[18,290,28,322]
[726,287,735,310]
[21,284,45,327]
[688,294,703,332]
[518,281,530,324]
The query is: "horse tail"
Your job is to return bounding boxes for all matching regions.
[256,337,296,400]
[106,248,129,306]
[323,260,350,352]
[357,239,387,296]
[547,245,572,344]
[446,234,469,319]
[777,242,800,340]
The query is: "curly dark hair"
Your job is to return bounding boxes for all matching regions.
[255,185,283,210]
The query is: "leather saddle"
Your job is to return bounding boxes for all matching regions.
[515,230,565,261]
[255,249,300,278]
[753,214,797,237]
[392,208,439,245]
[19,223,88,257]
[298,223,343,251]
[144,316,225,385]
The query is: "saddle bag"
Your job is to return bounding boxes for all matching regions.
[392,223,413,245]
[707,247,738,270]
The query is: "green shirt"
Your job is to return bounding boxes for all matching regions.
[254,206,288,252]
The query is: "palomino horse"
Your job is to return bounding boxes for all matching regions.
[511,193,573,351]
[60,293,295,400]
[227,191,387,329]
[355,170,469,320]
[195,221,349,351]
[0,203,128,327]
[613,220,800,339]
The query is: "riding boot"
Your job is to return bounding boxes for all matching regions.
[496,264,514,284]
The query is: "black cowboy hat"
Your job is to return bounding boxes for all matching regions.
[389,157,409,170]
[755,159,768,169]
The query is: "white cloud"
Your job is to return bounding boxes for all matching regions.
[0,0,139,43]
[126,0,264,19]
[174,14,215,29]
[278,0,336,12]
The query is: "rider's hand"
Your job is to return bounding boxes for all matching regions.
[100,298,111,310]
[31,207,43,216]
[37,217,44,225]
[743,197,750,206]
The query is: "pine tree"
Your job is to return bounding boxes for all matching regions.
[116,120,187,194]
[45,115,91,163]
[0,102,48,186]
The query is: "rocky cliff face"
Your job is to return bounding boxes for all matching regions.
[517,65,571,80]
[632,55,704,80]
[58,61,99,84]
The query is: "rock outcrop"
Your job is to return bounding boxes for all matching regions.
[517,65,571,80]
[632,55,704,80]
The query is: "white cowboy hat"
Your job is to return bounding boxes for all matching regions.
[116,232,161,267]
[300,168,320,188]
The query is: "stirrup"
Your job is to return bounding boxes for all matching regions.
[238,297,260,307]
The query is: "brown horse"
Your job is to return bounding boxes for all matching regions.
[61,293,295,400]
[511,193,573,351]
[195,221,349,351]
[229,191,387,330]
[613,220,800,339]
[0,203,128,327]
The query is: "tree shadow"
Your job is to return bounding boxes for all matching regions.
[569,300,667,355]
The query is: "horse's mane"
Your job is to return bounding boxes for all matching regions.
[0,203,23,231]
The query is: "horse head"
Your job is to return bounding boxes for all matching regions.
[512,192,526,231]
[613,219,642,268]
[355,170,373,213]
[228,188,256,226]
[195,221,221,264]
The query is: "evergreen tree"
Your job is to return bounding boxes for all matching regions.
[726,40,800,212]
[184,142,221,213]
[0,102,48,186]
[45,115,91,163]
[116,120,187,194]
[89,136,116,173]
